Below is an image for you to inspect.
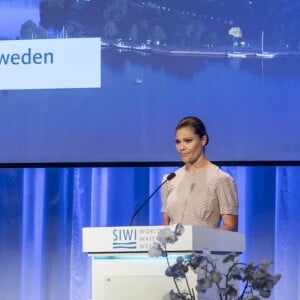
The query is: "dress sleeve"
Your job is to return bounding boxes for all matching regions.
[216,175,238,215]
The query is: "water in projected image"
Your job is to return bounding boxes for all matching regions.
[1,48,300,163]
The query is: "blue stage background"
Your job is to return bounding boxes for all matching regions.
[0,165,299,300]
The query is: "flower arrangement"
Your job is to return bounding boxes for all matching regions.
[148,224,281,300]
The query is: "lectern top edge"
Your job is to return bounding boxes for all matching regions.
[82,225,246,254]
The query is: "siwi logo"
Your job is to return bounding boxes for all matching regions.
[112,228,137,249]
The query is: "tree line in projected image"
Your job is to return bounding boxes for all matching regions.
[20,0,300,50]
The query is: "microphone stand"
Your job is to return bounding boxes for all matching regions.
[129,173,175,226]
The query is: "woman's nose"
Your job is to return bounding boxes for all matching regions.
[179,142,185,150]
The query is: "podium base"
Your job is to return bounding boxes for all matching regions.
[91,255,197,300]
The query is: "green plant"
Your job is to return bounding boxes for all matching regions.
[148,224,281,300]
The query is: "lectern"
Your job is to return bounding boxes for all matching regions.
[82,226,245,300]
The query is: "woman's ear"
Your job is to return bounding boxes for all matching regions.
[201,135,208,147]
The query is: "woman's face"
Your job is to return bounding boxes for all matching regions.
[175,126,207,164]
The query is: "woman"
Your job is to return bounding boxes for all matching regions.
[161,116,238,231]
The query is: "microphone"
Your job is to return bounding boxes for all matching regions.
[129,172,176,226]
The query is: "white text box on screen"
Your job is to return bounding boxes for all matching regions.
[0,37,101,90]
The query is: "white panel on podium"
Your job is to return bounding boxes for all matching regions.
[82,226,245,300]
[103,276,170,299]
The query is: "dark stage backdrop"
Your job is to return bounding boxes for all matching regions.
[0,166,299,300]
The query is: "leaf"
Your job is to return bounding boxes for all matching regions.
[187,254,206,270]
[165,262,188,279]
[197,278,213,289]
[245,296,261,300]
[222,252,237,263]
[259,289,271,298]
[222,284,237,297]
[176,256,184,264]
[174,223,185,236]
[272,274,281,285]
[212,271,222,284]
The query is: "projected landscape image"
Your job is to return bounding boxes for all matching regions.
[3,1,300,52]
[0,0,300,164]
